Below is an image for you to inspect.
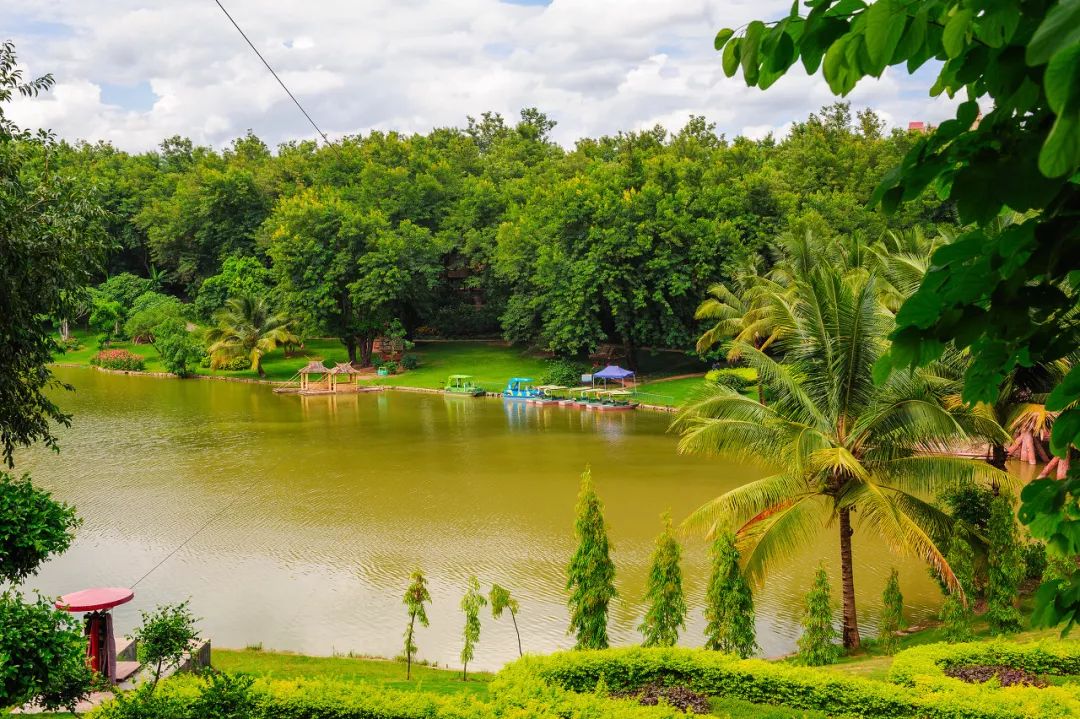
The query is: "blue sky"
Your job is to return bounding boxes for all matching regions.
[4,0,961,151]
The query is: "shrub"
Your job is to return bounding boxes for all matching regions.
[542,359,589,387]
[89,349,145,371]
[57,336,82,353]
[878,569,906,655]
[567,468,616,650]
[796,567,838,666]
[130,602,201,688]
[704,531,756,657]
[401,354,419,370]
[941,531,976,643]
[211,356,251,372]
[382,361,398,375]
[0,471,79,583]
[1022,541,1048,582]
[515,644,1080,719]
[987,494,1025,634]
[638,514,686,648]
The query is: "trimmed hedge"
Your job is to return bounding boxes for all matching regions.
[888,640,1080,686]
[90,673,685,719]
[503,646,1080,719]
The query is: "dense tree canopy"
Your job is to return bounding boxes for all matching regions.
[39,102,948,365]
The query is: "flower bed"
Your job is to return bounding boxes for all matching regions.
[89,349,145,371]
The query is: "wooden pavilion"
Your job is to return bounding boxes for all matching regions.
[298,360,330,392]
[328,363,363,392]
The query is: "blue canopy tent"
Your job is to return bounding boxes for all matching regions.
[592,365,635,390]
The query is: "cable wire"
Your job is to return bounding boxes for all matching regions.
[130,482,256,589]
[212,0,334,147]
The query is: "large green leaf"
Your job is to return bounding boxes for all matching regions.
[942,9,972,59]
[714,28,734,52]
[864,0,904,72]
[1045,43,1080,114]
[1027,0,1080,66]
[1040,110,1080,178]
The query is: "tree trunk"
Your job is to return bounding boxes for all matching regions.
[359,337,374,367]
[1039,457,1060,479]
[1059,451,1071,480]
[463,661,468,682]
[1021,430,1037,464]
[510,608,522,657]
[988,442,1007,470]
[60,318,70,340]
[1035,438,1051,463]
[838,508,860,650]
[406,615,414,679]
[345,337,358,365]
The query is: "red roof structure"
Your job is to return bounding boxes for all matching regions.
[56,587,134,612]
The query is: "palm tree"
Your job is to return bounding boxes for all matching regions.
[674,263,1007,650]
[204,295,298,378]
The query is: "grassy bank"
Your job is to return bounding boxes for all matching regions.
[54,332,708,405]
[212,648,492,698]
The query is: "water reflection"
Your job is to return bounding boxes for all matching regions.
[17,368,956,670]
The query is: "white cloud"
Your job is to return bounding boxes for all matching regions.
[4,0,961,152]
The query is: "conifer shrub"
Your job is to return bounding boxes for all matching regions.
[566,468,616,650]
[796,566,838,666]
[987,494,1025,634]
[878,568,906,655]
[940,531,976,643]
[638,513,686,648]
[704,531,757,658]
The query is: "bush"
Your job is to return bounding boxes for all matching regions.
[1022,542,1048,582]
[542,359,589,387]
[91,671,682,719]
[382,361,398,375]
[210,356,251,372]
[514,645,1080,719]
[57,336,82,353]
[90,349,145,371]
[401,354,419,370]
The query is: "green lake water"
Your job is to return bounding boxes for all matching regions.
[17,367,994,669]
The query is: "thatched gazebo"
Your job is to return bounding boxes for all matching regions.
[299,360,330,392]
[328,363,362,392]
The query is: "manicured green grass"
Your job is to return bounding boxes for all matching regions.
[636,376,708,406]
[358,341,553,392]
[212,648,492,698]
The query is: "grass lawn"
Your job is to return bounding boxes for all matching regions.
[54,331,706,396]
[636,376,708,406]
[212,648,492,698]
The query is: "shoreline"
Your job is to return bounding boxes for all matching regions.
[52,364,680,413]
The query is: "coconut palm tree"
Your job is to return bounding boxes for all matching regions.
[204,295,298,378]
[674,263,1007,650]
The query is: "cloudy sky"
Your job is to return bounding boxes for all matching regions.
[5,0,960,152]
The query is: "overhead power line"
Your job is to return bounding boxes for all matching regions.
[212,0,333,147]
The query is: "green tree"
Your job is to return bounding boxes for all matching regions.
[204,295,297,377]
[0,41,96,710]
[566,468,617,650]
[0,43,105,463]
[88,297,122,347]
[194,254,274,321]
[154,318,203,378]
[704,531,757,657]
[675,258,1004,650]
[987,494,1026,634]
[940,531,976,643]
[638,513,687,647]
[489,584,522,657]
[0,593,92,710]
[130,602,201,690]
[709,0,1080,633]
[460,575,486,681]
[0,473,79,584]
[402,569,431,680]
[797,566,839,666]
[878,569,906,655]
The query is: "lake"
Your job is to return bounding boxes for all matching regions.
[18,367,962,670]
